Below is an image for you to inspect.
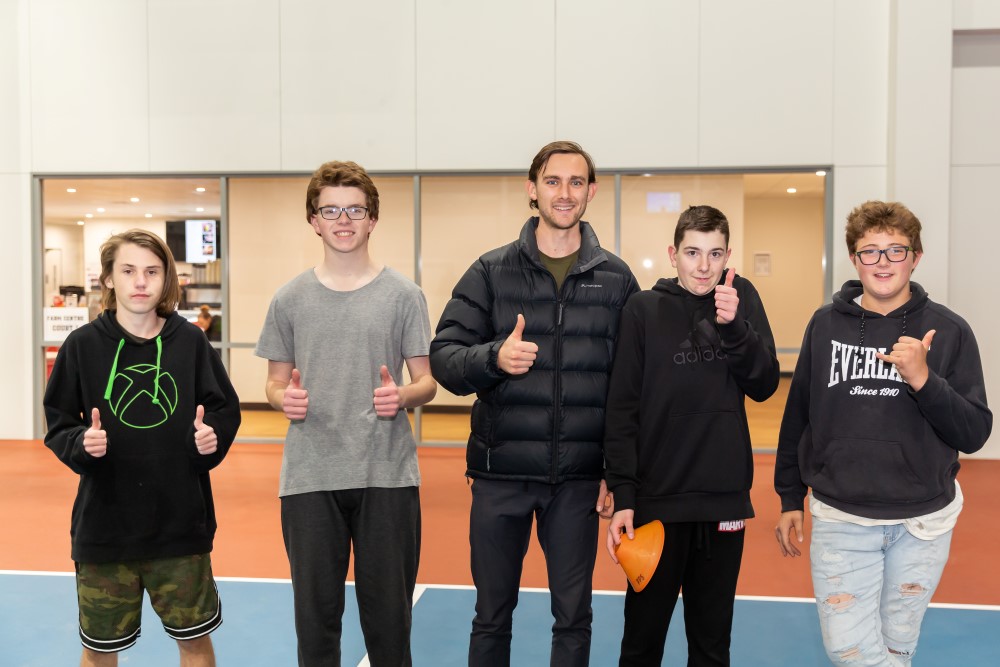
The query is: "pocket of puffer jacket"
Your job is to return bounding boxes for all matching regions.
[812,437,925,504]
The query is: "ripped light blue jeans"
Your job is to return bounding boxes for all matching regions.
[810,519,952,666]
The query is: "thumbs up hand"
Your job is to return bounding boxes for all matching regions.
[193,404,218,455]
[498,314,539,375]
[283,368,309,420]
[83,407,108,458]
[374,365,402,418]
[714,268,739,324]
[875,329,936,392]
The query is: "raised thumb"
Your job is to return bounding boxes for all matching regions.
[290,368,301,388]
[91,407,101,430]
[194,404,205,427]
[922,329,936,350]
[380,365,393,386]
[511,313,525,339]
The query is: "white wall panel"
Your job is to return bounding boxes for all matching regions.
[415,0,555,170]
[949,165,999,458]
[0,0,23,174]
[279,0,416,171]
[699,0,835,167]
[830,166,887,290]
[554,0,700,168]
[952,35,1000,165]
[833,0,890,166]
[29,0,149,172]
[0,174,34,439]
[954,0,1000,30]
[889,0,953,304]
[148,0,281,172]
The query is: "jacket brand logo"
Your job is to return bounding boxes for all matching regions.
[718,520,745,532]
[580,284,603,288]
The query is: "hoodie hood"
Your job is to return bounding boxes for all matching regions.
[832,280,929,347]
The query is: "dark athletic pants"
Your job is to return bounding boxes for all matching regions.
[619,520,745,667]
[468,478,600,667]
[281,487,421,667]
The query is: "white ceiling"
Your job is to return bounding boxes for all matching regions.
[42,177,222,226]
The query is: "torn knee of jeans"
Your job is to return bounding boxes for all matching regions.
[823,593,855,611]
[888,647,912,656]
[825,575,842,586]
[837,646,862,662]
[899,583,924,597]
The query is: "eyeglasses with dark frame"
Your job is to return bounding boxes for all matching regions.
[854,246,913,265]
[317,206,369,221]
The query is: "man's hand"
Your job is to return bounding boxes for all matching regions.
[283,368,309,420]
[193,405,218,455]
[83,407,107,458]
[607,509,635,563]
[775,510,805,557]
[875,330,935,392]
[374,365,402,417]
[497,314,539,375]
[715,268,738,324]
[596,479,614,519]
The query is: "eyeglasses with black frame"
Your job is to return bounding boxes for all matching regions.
[854,246,913,265]
[317,206,369,221]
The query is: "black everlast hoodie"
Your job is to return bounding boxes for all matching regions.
[604,274,780,524]
[44,310,241,563]
[775,281,992,520]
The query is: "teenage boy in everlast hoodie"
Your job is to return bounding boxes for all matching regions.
[605,205,780,666]
[774,201,992,666]
[44,229,241,667]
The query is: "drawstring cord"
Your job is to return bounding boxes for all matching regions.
[859,308,907,348]
[103,339,125,400]
[102,334,164,404]
[152,336,162,405]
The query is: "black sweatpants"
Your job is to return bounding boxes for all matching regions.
[281,487,421,667]
[619,520,745,667]
[468,478,600,667]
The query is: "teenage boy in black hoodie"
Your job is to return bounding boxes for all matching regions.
[605,205,780,666]
[44,229,241,667]
[774,201,992,666]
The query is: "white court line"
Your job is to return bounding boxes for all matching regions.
[4,570,998,613]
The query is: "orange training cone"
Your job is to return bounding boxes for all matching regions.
[614,519,664,593]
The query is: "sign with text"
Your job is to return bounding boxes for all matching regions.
[43,307,89,342]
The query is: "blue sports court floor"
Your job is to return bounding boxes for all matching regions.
[2,571,998,665]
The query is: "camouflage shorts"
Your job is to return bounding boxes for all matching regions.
[75,553,222,653]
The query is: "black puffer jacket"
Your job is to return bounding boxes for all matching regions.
[430,217,639,483]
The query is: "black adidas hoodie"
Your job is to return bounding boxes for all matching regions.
[774,281,992,520]
[44,310,241,563]
[604,274,780,524]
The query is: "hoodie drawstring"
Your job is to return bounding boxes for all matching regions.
[859,309,907,348]
[152,335,163,405]
[102,335,163,404]
[103,339,125,401]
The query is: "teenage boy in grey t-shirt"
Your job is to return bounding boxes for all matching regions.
[255,161,436,667]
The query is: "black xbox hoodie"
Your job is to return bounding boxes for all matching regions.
[604,274,780,524]
[44,310,241,563]
[774,281,992,520]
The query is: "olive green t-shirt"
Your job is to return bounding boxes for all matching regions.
[539,249,579,293]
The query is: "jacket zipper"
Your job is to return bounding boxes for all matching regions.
[551,296,564,484]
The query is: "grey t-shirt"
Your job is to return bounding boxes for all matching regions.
[255,267,431,496]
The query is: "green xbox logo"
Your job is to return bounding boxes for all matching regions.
[107,364,178,429]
